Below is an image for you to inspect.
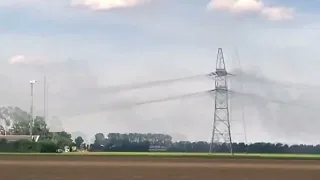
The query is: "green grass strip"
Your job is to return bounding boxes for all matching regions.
[0,152,320,160]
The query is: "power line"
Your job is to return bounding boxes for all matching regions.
[229,69,320,91]
[231,90,320,111]
[235,49,248,145]
[66,90,215,117]
[133,90,214,107]
[89,73,211,94]
[100,90,214,111]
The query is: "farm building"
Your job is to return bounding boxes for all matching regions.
[0,135,40,142]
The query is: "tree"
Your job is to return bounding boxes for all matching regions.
[50,131,73,149]
[0,125,5,135]
[75,136,84,149]
[37,139,58,153]
[55,131,72,139]
[33,116,50,139]
[54,136,73,149]
[10,118,30,135]
[6,107,30,135]
[94,133,105,145]
[5,107,50,137]
[10,116,51,138]
[0,107,11,133]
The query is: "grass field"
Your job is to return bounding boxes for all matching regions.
[0,152,320,160]
[2,155,320,180]
[1,152,320,180]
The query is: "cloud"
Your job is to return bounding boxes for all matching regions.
[9,55,46,66]
[70,0,149,10]
[261,7,294,21]
[207,0,294,21]
[0,0,294,21]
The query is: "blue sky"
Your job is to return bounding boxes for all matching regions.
[0,0,320,144]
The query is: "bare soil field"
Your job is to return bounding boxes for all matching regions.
[1,156,320,180]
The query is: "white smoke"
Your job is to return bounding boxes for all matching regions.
[207,0,294,21]
[228,69,320,144]
[71,0,149,10]
[47,116,65,132]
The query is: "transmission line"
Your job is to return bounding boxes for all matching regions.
[89,73,211,94]
[231,90,320,111]
[133,90,214,107]
[229,70,320,91]
[235,49,248,145]
[101,90,214,110]
[67,90,215,117]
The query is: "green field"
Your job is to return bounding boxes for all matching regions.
[0,152,320,160]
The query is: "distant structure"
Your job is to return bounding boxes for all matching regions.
[209,48,233,154]
[0,135,40,142]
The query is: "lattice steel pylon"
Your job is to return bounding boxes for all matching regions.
[209,48,233,154]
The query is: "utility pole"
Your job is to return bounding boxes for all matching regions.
[29,80,37,137]
[46,81,49,126]
[44,76,46,122]
[209,48,233,154]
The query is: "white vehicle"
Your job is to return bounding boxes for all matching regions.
[56,149,64,153]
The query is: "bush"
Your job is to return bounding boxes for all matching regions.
[0,139,58,153]
[38,139,58,153]
[11,139,39,152]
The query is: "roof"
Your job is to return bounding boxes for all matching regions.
[0,135,40,142]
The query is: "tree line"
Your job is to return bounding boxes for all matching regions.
[89,132,320,154]
[1,107,320,154]
[0,107,76,152]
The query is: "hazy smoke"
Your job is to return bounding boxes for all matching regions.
[71,0,149,10]
[207,0,293,21]
[47,116,64,132]
[228,69,320,144]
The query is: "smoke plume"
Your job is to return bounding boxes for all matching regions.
[228,69,320,144]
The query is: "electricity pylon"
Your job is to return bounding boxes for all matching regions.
[209,48,233,154]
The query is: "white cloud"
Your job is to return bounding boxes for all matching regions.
[262,7,294,21]
[0,0,294,21]
[70,0,149,10]
[207,0,294,21]
[9,55,46,66]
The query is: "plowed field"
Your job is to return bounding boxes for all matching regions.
[1,156,320,180]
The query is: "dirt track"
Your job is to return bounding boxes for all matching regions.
[1,156,320,180]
